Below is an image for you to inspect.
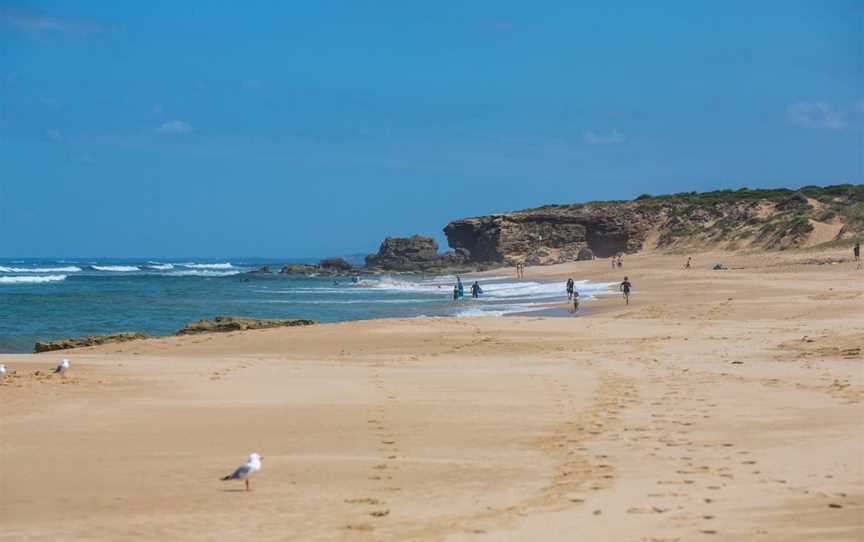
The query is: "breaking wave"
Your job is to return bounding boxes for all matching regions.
[0,274,67,284]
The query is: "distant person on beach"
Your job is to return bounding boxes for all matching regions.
[617,255,624,268]
[619,276,632,305]
[566,278,574,300]
[611,257,616,269]
[457,276,464,298]
[471,281,482,298]
[453,284,459,301]
[571,291,580,313]
[855,241,861,269]
[684,257,692,269]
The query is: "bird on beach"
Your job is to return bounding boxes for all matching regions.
[0,363,7,379]
[221,453,263,492]
[54,358,70,375]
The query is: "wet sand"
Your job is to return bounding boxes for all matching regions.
[1,251,861,541]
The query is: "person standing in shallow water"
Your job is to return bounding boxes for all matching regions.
[619,276,632,305]
[457,276,464,298]
[566,277,574,300]
[453,284,459,301]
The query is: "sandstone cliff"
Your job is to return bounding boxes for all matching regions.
[444,184,863,265]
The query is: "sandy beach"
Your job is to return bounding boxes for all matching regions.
[1,251,861,541]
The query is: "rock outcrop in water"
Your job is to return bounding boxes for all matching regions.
[34,317,318,352]
[364,235,470,272]
[174,316,317,335]
[443,184,864,265]
[34,332,149,353]
[278,257,357,276]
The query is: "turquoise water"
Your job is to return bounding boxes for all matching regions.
[0,258,614,353]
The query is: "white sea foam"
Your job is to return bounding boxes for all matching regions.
[146,263,175,270]
[0,274,67,284]
[167,269,241,277]
[0,266,82,273]
[92,265,140,272]
[180,262,235,270]
[264,298,431,305]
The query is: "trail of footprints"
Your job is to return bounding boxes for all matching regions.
[541,373,640,511]
[344,365,402,534]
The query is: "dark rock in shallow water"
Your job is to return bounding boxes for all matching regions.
[34,332,149,353]
[279,263,320,275]
[174,315,317,335]
[246,266,272,274]
[319,257,354,272]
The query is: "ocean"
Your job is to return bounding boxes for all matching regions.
[0,258,614,353]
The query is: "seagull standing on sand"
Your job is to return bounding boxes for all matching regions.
[0,363,7,379]
[221,453,263,492]
[54,358,70,375]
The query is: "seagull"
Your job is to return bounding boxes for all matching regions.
[54,358,70,375]
[221,453,263,492]
[0,363,6,379]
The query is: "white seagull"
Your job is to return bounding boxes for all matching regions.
[54,358,70,375]
[221,453,263,492]
[0,363,7,379]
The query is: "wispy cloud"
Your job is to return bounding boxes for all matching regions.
[1,7,122,36]
[157,120,193,135]
[786,102,844,130]
[582,129,626,145]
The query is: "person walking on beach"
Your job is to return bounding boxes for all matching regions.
[683,256,692,269]
[854,241,861,269]
[617,255,624,268]
[566,278,574,300]
[571,291,581,313]
[471,281,482,298]
[619,276,632,305]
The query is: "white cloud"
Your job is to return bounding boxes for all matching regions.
[45,128,62,142]
[582,129,626,145]
[786,102,844,130]
[157,120,193,135]
[1,8,122,36]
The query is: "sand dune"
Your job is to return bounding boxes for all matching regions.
[1,251,861,541]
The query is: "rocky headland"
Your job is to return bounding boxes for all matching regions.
[362,184,862,271]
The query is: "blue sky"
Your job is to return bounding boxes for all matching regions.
[1,1,862,257]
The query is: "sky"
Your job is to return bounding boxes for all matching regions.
[1,1,862,258]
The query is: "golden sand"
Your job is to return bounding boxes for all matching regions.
[1,251,861,541]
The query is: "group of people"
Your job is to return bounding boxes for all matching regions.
[565,277,581,312]
[565,275,633,312]
[453,276,483,301]
[515,262,526,278]
[611,254,624,268]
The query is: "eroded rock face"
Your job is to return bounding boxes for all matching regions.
[444,208,647,264]
[34,332,149,353]
[174,316,316,335]
[364,235,468,272]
